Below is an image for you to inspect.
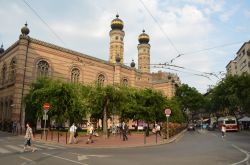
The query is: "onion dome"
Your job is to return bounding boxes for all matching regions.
[130,60,135,68]
[138,29,150,44]
[111,14,124,30]
[0,44,4,54]
[115,55,121,63]
[21,22,30,36]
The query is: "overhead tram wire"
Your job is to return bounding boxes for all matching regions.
[151,63,220,79]
[152,65,213,81]
[22,0,67,46]
[169,40,244,64]
[138,0,181,55]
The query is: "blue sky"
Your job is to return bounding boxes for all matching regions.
[1,0,250,93]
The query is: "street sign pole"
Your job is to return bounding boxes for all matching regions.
[42,103,50,138]
[44,110,47,137]
[164,108,171,139]
[166,115,169,139]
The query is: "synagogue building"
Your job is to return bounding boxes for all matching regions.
[0,15,180,128]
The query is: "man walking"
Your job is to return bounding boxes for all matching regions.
[69,123,77,144]
[121,122,128,141]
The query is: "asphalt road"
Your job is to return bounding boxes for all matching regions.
[0,129,249,165]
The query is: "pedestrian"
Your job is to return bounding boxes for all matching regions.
[111,123,117,136]
[155,123,161,136]
[23,122,35,152]
[68,123,77,144]
[12,120,17,135]
[86,123,94,144]
[121,121,128,141]
[221,125,226,138]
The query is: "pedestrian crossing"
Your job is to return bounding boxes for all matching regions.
[0,143,66,154]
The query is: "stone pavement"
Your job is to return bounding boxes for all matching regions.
[34,130,186,148]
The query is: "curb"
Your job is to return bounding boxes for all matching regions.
[33,129,187,149]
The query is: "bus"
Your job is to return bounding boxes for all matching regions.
[218,116,238,131]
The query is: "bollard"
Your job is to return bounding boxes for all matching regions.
[144,131,146,144]
[57,131,59,143]
[41,131,43,139]
[66,132,68,144]
[51,130,53,141]
[156,132,158,144]
[46,130,48,141]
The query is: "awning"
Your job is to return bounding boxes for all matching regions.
[238,116,250,122]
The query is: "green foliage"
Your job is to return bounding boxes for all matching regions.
[25,78,188,131]
[175,84,205,114]
[165,98,187,123]
[24,78,87,125]
[209,74,250,115]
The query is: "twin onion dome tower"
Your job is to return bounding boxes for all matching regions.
[109,14,150,73]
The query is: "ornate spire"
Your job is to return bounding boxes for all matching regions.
[138,29,150,44]
[130,59,135,68]
[0,43,4,54]
[111,14,124,30]
[21,22,30,36]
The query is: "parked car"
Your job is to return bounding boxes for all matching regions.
[187,123,195,131]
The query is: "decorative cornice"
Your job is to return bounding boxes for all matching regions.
[29,37,113,66]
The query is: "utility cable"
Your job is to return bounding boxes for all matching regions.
[169,40,244,63]
[21,0,67,46]
[139,0,181,55]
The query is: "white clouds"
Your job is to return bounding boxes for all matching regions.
[244,10,250,18]
[219,6,239,22]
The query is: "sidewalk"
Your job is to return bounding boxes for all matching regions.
[34,130,186,148]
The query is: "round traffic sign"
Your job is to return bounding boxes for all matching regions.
[165,108,171,116]
[43,103,50,111]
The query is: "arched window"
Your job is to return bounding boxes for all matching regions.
[97,74,105,86]
[9,58,16,82]
[122,78,128,86]
[71,68,80,83]
[2,63,7,85]
[37,60,49,77]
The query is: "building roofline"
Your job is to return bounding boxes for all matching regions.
[1,36,137,71]
[29,37,112,66]
[236,40,250,54]
[0,40,19,57]
[226,60,237,68]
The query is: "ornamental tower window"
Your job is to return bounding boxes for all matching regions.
[97,74,105,86]
[9,58,16,82]
[37,60,49,77]
[122,78,128,86]
[1,64,7,85]
[71,68,80,83]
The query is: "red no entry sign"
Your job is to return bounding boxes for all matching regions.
[43,103,50,111]
[165,108,171,116]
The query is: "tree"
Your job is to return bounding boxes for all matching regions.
[175,84,205,121]
[209,74,250,116]
[86,84,127,138]
[24,78,87,127]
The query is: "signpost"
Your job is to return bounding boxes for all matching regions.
[43,103,50,137]
[165,108,171,139]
